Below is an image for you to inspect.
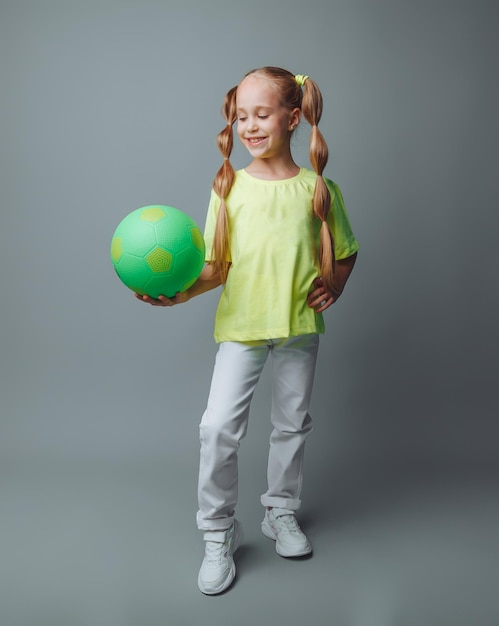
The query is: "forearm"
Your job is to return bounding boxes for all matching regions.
[333,252,357,297]
[184,263,225,300]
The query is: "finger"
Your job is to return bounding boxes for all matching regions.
[315,297,332,313]
[308,285,329,303]
[135,293,152,303]
[309,290,333,310]
[308,294,323,308]
[138,294,169,306]
[307,288,322,303]
[151,296,172,306]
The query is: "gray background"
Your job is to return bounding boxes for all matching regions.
[1,0,498,624]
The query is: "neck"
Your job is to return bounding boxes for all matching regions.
[245,156,300,181]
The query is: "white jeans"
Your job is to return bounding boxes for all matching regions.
[196,334,319,531]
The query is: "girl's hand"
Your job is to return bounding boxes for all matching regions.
[307,277,338,313]
[134,291,189,307]
[134,263,225,307]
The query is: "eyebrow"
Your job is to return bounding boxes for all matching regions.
[236,105,274,114]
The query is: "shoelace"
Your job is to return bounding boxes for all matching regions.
[205,539,230,563]
[275,514,301,535]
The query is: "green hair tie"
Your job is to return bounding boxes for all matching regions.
[294,74,309,87]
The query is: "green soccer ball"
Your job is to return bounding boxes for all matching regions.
[110,205,205,298]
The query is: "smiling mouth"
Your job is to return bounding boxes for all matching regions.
[247,137,266,145]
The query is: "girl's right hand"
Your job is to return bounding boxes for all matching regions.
[134,291,188,307]
[133,263,224,308]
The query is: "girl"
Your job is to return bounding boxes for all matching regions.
[137,67,359,594]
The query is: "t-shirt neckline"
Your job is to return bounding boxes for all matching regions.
[239,167,306,183]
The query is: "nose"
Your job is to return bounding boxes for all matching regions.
[247,117,258,132]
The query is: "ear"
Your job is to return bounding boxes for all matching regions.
[288,107,302,131]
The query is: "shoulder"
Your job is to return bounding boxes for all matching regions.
[300,169,340,196]
[323,176,340,194]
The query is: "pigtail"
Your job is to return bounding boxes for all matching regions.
[301,79,336,294]
[211,85,238,284]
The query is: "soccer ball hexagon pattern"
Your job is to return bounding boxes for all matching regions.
[110,205,205,298]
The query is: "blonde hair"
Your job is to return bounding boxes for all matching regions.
[211,66,335,292]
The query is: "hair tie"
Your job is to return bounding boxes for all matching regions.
[294,74,309,87]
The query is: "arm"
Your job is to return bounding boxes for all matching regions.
[308,252,357,313]
[135,262,226,307]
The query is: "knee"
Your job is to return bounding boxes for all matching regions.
[272,409,313,434]
[199,410,247,449]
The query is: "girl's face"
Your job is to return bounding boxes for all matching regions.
[236,76,300,161]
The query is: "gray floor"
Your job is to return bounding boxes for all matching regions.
[2,455,497,626]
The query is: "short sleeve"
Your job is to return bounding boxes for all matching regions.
[203,190,220,263]
[325,179,360,260]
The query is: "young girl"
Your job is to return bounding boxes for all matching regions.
[137,66,359,594]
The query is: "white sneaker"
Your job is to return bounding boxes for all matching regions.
[198,520,243,595]
[262,508,312,557]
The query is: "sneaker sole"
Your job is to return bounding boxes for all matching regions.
[198,522,243,595]
[198,561,236,595]
[261,517,312,558]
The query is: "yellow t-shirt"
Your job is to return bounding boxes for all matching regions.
[203,168,359,343]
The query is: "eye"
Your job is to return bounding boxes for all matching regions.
[238,116,247,122]
[258,115,269,119]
